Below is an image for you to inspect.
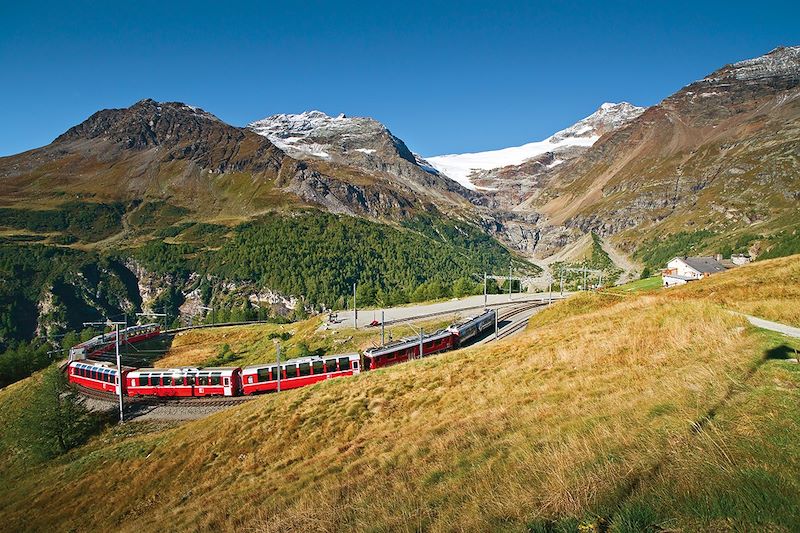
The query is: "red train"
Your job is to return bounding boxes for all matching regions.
[241,354,360,394]
[68,323,161,361]
[127,367,242,397]
[67,360,130,395]
[363,309,496,370]
[67,356,360,398]
[67,310,496,399]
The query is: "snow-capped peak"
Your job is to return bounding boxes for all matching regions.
[247,110,387,160]
[425,102,645,190]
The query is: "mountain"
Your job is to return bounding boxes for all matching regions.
[247,110,476,207]
[519,45,800,262]
[0,100,474,223]
[426,102,645,193]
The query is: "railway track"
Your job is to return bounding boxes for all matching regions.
[74,384,256,408]
[474,301,544,344]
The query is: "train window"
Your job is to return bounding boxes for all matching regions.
[174,376,184,386]
[324,359,337,373]
[224,377,230,386]
[151,375,160,386]
[338,357,350,371]
[267,367,277,381]
[284,364,297,378]
[353,361,359,370]
[257,368,270,382]
[198,375,208,386]
[312,360,324,374]
[210,374,221,386]
[186,375,195,386]
[298,363,310,377]
[163,376,173,386]
[247,376,254,384]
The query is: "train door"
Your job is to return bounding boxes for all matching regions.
[223,375,232,396]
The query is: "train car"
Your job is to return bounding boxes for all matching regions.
[241,353,361,395]
[69,323,161,361]
[447,308,496,346]
[363,329,455,370]
[67,360,131,395]
[127,366,241,397]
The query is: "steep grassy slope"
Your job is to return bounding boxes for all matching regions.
[1,256,798,531]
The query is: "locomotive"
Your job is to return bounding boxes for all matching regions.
[67,309,496,399]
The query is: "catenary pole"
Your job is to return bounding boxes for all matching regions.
[114,323,123,422]
[84,319,126,422]
[275,341,281,393]
[484,273,488,309]
[381,310,385,346]
[508,262,512,301]
[353,282,357,330]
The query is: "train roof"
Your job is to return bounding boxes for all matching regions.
[70,360,135,371]
[243,353,359,370]
[129,366,240,374]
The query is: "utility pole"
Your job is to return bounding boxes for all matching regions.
[548,275,553,305]
[381,310,385,346]
[353,282,357,330]
[508,262,513,301]
[484,272,488,309]
[274,340,281,393]
[84,319,126,423]
[418,328,424,360]
[494,308,499,340]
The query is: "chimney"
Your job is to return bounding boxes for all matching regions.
[715,253,723,262]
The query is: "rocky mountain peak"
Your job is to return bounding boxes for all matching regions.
[54,99,229,149]
[705,45,800,82]
[550,102,645,142]
[247,110,414,162]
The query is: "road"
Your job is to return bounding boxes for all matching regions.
[743,314,800,339]
[331,292,569,329]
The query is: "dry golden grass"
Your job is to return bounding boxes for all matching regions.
[0,294,770,531]
[2,255,798,531]
[672,253,800,327]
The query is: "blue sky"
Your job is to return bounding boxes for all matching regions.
[1,0,797,157]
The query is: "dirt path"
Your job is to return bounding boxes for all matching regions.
[600,239,641,284]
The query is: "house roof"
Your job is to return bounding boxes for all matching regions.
[675,256,728,274]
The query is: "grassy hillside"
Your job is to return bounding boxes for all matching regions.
[672,253,800,327]
[0,256,798,531]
